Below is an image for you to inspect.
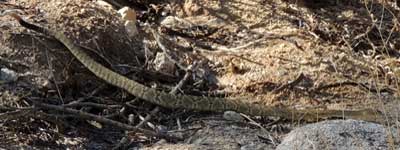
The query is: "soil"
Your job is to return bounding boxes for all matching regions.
[1,0,400,149]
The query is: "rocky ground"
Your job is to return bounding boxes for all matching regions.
[1,0,400,149]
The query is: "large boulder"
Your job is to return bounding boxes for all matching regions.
[277,119,399,150]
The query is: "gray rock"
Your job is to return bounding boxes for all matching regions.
[152,52,176,75]
[223,111,245,122]
[142,120,275,150]
[0,68,18,83]
[277,119,399,150]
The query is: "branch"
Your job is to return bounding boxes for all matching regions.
[30,98,181,142]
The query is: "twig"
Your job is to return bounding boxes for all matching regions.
[135,107,160,128]
[313,81,359,92]
[195,47,265,66]
[240,113,278,146]
[33,35,65,104]
[79,44,116,70]
[112,137,130,150]
[105,107,127,119]
[210,37,266,51]
[29,98,181,142]
[190,35,291,67]
[194,33,282,52]
[136,63,197,128]
[312,80,394,94]
[0,57,29,70]
[272,73,305,93]
[63,102,121,109]
[167,127,202,133]
[171,63,197,94]
[64,81,109,108]
[0,107,35,120]
[0,105,21,111]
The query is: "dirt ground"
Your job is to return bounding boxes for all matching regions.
[1,0,400,149]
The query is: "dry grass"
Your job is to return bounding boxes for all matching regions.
[1,0,400,149]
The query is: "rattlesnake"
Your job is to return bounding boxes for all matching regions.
[2,11,383,123]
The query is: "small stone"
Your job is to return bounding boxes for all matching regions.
[117,7,138,37]
[0,68,18,83]
[124,20,138,37]
[152,52,176,75]
[223,111,245,122]
[160,16,193,29]
[96,0,113,10]
[155,139,167,145]
[157,125,168,134]
[118,6,136,22]
[128,114,135,124]
[87,120,102,129]
[183,0,206,16]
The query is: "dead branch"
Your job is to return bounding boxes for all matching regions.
[312,80,395,94]
[29,98,181,142]
[272,73,305,93]
[136,63,198,128]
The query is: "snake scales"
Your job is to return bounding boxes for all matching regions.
[4,12,383,122]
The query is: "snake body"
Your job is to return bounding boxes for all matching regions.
[4,12,382,122]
